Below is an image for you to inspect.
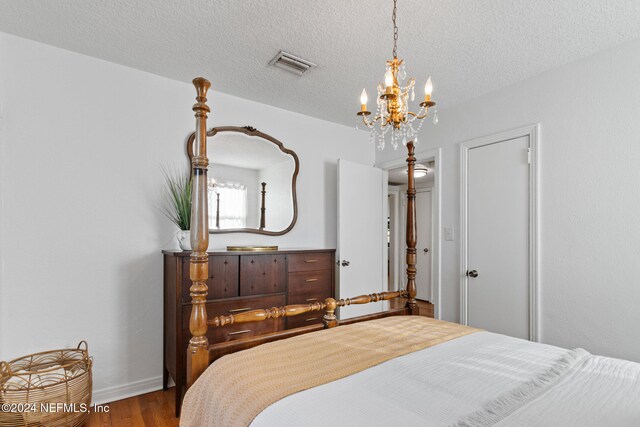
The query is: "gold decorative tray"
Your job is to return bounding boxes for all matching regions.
[226,245,279,252]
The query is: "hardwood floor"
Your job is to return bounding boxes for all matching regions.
[87,302,434,426]
[86,388,179,427]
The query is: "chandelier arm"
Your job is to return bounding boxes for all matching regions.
[362,115,383,127]
[407,111,429,120]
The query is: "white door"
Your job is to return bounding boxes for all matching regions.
[465,135,530,339]
[415,189,432,301]
[337,159,388,319]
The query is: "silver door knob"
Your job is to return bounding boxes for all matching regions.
[423,248,429,253]
[467,270,478,278]
[341,260,350,267]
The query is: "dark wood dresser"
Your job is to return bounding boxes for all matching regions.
[162,248,335,414]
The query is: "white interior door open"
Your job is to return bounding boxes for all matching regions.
[337,159,388,319]
[463,131,536,340]
[415,189,432,301]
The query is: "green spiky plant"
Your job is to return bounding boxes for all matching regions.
[160,165,192,230]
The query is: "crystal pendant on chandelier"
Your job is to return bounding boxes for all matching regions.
[355,0,438,151]
[398,63,407,80]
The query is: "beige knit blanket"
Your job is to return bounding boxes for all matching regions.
[180,316,480,427]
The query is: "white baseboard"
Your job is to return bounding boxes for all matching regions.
[92,376,164,405]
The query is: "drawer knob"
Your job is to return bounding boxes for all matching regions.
[305,298,318,302]
[305,318,318,322]
[305,259,318,263]
[305,278,318,282]
[227,329,252,336]
[228,307,252,313]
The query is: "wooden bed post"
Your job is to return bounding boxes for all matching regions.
[323,297,338,328]
[405,141,418,315]
[187,77,212,387]
[259,182,266,230]
[215,191,220,229]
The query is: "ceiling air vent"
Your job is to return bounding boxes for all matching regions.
[269,51,317,76]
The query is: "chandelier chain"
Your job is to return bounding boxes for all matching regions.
[392,0,398,58]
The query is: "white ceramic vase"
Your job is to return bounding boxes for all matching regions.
[177,230,191,251]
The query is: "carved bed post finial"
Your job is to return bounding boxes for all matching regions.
[323,298,338,328]
[405,141,419,315]
[187,77,212,387]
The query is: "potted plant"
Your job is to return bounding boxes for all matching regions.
[161,166,192,251]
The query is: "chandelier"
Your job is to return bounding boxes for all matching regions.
[357,0,438,150]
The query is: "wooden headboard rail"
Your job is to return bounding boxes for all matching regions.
[186,77,420,387]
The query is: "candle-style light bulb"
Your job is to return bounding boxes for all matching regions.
[424,77,433,102]
[385,69,394,88]
[424,77,433,96]
[360,88,368,112]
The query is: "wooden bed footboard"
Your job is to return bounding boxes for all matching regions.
[207,305,410,364]
[208,290,409,329]
[185,77,420,388]
[188,288,411,385]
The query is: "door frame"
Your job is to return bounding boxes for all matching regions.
[377,147,443,320]
[460,124,540,341]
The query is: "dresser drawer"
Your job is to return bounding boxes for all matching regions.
[287,291,331,305]
[205,316,284,343]
[287,313,324,329]
[240,254,286,296]
[181,294,285,344]
[181,256,239,302]
[288,270,332,296]
[287,253,333,272]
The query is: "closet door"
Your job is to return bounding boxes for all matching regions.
[464,135,531,340]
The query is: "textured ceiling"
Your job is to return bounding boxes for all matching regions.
[1,1,639,127]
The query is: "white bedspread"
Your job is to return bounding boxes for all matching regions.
[251,331,640,426]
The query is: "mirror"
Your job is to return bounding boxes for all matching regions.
[187,126,299,235]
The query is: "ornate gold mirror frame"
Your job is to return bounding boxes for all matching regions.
[186,126,299,236]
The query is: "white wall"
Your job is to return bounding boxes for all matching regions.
[0,33,6,364]
[377,38,640,362]
[0,32,371,402]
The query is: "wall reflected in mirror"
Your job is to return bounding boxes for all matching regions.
[190,127,298,235]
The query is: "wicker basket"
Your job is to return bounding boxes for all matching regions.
[0,341,92,427]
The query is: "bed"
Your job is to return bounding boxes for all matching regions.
[181,78,640,426]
